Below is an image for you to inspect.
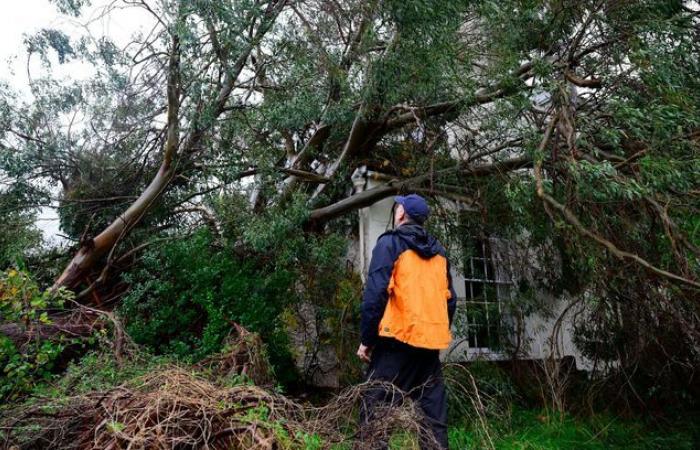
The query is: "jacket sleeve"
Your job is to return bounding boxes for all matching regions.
[360,234,398,347]
[446,260,458,326]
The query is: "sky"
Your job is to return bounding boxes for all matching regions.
[1,0,154,245]
[2,0,153,91]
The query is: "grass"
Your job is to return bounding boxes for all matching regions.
[28,350,174,399]
[321,407,700,449]
[446,407,699,449]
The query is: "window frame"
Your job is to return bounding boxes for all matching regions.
[456,236,514,357]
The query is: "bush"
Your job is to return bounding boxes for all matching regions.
[119,230,297,382]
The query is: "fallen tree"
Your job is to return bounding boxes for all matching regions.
[2,0,699,414]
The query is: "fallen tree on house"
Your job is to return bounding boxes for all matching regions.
[0,0,699,412]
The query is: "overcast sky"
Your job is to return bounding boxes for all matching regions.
[1,1,153,245]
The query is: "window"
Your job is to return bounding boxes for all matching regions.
[461,238,512,351]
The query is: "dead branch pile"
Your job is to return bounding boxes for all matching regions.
[195,323,273,387]
[1,320,443,449]
[1,369,437,449]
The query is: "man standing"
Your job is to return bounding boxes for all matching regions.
[357,194,457,449]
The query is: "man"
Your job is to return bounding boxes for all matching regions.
[357,193,457,449]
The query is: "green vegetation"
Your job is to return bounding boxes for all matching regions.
[446,408,699,450]
[1,0,699,447]
[0,269,77,401]
[118,221,363,387]
[26,350,174,401]
[4,350,697,449]
[119,230,295,366]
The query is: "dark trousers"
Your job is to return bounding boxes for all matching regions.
[359,337,448,449]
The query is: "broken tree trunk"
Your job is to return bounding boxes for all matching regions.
[0,312,103,348]
[53,30,182,290]
[51,1,287,290]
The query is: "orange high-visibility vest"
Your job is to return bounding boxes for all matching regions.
[378,249,452,349]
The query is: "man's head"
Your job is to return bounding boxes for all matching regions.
[393,194,430,228]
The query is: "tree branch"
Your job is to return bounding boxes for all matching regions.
[534,116,700,289]
[309,155,533,223]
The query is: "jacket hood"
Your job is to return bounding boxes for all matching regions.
[394,223,442,258]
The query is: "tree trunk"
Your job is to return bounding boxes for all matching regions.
[0,315,101,348]
[53,30,182,290]
[52,1,288,290]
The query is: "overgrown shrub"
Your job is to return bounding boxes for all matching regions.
[119,230,297,382]
[120,189,363,388]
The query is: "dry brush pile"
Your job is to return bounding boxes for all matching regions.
[0,327,440,450]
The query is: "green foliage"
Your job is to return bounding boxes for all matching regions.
[369,0,470,108]
[48,0,92,17]
[242,193,311,255]
[0,269,75,401]
[0,212,42,269]
[0,176,45,268]
[57,150,153,240]
[32,350,173,400]
[24,29,76,65]
[119,230,295,375]
[328,273,365,384]
[241,196,362,384]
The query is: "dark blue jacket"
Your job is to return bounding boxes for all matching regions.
[360,223,457,347]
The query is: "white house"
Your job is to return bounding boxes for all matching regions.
[351,166,589,370]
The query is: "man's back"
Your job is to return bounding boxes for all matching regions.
[379,235,453,350]
[360,223,457,350]
[359,217,456,450]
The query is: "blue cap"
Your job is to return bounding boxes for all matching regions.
[394,194,430,224]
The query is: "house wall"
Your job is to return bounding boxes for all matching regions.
[352,170,590,370]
